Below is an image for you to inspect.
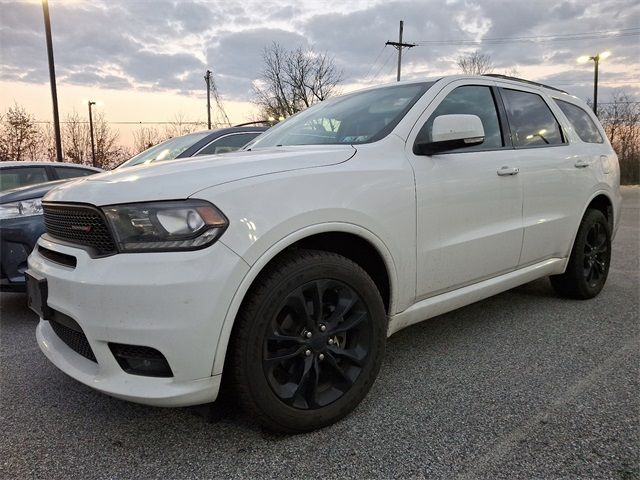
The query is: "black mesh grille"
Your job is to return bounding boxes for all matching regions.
[50,319,97,362]
[43,203,117,255]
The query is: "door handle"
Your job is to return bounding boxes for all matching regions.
[497,166,519,176]
[574,159,590,168]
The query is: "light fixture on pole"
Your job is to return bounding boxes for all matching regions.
[577,51,611,116]
[87,101,96,166]
[42,0,63,162]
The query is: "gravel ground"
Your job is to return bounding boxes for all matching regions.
[1,187,638,480]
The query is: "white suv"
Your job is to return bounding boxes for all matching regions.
[27,75,621,432]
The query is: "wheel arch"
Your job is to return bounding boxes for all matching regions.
[563,190,615,269]
[212,223,398,376]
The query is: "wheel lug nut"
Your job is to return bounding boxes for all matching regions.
[319,324,327,332]
[304,349,312,357]
[318,353,325,360]
[305,331,313,338]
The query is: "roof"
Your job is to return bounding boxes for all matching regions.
[0,161,102,171]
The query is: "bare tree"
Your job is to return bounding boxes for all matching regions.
[253,42,342,119]
[132,126,164,153]
[163,113,205,139]
[457,51,494,75]
[62,111,90,164]
[598,91,640,184]
[92,112,124,169]
[38,123,58,162]
[0,104,40,161]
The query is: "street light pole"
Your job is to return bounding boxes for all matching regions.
[592,55,599,116]
[204,70,212,130]
[88,101,96,166]
[578,51,610,117]
[42,0,63,162]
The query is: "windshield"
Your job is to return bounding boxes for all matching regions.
[119,131,211,168]
[247,82,434,149]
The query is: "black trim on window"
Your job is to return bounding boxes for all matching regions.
[492,86,514,149]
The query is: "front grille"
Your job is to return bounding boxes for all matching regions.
[50,318,97,362]
[43,203,117,255]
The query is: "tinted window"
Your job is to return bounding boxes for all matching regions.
[249,82,434,148]
[555,99,603,143]
[119,131,211,168]
[0,167,49,192]
[196,132,261,156]
[501,89,564,147]
[55,167,96,179]
[416,85,503,151]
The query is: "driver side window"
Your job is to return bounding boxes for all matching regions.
[415,85,503,152]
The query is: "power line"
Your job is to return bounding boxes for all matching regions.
[416,29,640,46]
[368,49,395,84]
[363,45,388,84]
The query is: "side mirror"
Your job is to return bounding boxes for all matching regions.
[414,114,485,155]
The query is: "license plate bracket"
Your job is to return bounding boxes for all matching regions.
[26,271,52,320]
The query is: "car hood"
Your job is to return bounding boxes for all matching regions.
[44,145,356,206]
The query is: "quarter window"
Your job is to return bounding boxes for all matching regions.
[415,85,503,151]
[555,99,603,143]
[501,89,564,147]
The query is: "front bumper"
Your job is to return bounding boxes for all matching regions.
[29,235,249,407]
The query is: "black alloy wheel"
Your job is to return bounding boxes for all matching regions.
[263,279,371,410]
[582,221,609,288]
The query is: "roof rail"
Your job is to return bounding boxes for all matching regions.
[482,74,568,94]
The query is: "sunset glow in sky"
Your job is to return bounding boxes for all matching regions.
[1,0,639,147]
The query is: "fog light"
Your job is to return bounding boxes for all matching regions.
[109,343,173,377]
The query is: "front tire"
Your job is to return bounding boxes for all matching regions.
[228,249,387,433]
[550,209,611,299]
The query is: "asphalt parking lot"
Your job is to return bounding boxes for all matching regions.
[1,187,638,480]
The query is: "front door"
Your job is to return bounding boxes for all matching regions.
[407,81,524,300]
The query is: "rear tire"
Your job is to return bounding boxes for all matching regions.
[228,249,387,433]
[550,209,611,299]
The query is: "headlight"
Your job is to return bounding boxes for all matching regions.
[0,198,43,220]
[103,200,228,252]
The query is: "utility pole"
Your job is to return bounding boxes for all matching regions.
[42,0,63,162]
[204,70,212,129]
[87,101,96,166]
[386,20,416,81]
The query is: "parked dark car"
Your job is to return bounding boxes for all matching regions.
[118,126,268,168]
[0,177,100,291]
[0,161,102,192]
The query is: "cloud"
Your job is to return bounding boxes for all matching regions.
[0,0,638,104]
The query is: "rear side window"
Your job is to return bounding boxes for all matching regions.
[555,100,604,143]
[0,167,49,192]
[195,132,261,156]
[55,167,96,179]
[416,85,503,151]
[501,89,564,147]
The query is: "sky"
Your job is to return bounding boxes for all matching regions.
[1,0,639,148]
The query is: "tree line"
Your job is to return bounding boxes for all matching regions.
[0,46,638,183]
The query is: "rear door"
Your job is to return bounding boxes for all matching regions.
[497,85,590,265]
[406,80,524,299]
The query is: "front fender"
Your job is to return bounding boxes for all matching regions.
[213,222,398,376]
